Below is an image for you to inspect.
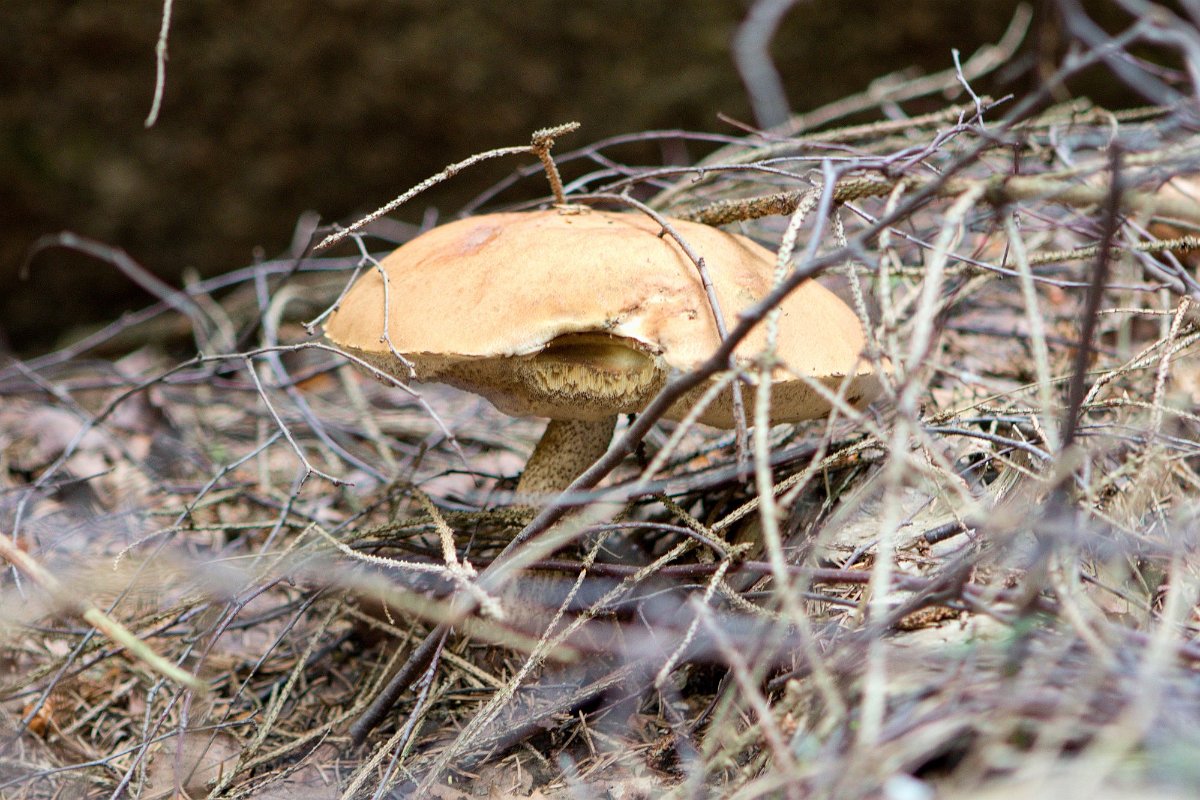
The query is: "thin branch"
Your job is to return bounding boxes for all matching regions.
[314,123,580,252]
[144,0,174,127]
[0,534,207,693]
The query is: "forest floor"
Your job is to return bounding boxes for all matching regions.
[5,46,1200,800]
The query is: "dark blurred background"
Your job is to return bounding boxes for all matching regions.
[0,1,1159,354]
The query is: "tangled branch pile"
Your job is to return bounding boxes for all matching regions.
[5,7,1200,799]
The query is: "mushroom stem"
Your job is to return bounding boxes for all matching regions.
[515,416,618,499]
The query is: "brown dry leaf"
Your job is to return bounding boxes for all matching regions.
[1079,556,1153,625]
[235,764,340,800]
[20,696,54,738]
[818,479,959,558]
[144,730,241,799]
[0,704,92,797]
[426,759,537,800]
[27,405,110,459]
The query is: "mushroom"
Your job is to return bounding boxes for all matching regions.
[324,207,881,498]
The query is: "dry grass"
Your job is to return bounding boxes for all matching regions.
[6,6,1200,798]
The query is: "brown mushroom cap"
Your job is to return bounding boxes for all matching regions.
[325,208,881,427]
